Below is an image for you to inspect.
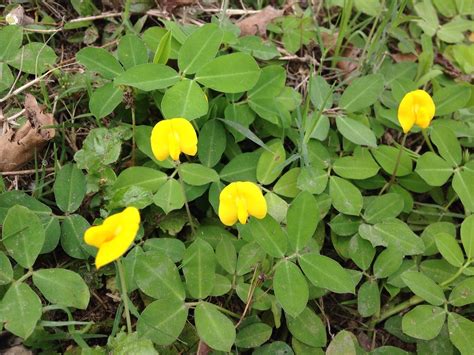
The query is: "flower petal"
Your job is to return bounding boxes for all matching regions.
[95,223,139,269]
[413,90,435,129]
[398,93,416,133]
[219,198,238,226]
[172,118,198,157]
[84,225,113,248]
[151,120,171,161]
[239,182,267,219]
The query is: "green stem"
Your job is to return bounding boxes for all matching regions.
[185,302,240,319]
[370,260,471,328]
[131,106,136,166]
[176,163,196,235]
[379,134,408,195]
[16,268,34,283]
[422,129,436,153]
[116,259,132,334]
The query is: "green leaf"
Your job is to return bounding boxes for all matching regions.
[32,268,90,309]
[339,74,384,113]
[89,83,124,119]
[161,79,208,120]
[364,193,405,224]
[53,163,86,213]
[329,176,363,216]
[220,152,259,182]
[401,271,446,305]
[153,178,185,214]
[435,232,464,267]
[108,331,158,354]
[216,237,236,275]
[433,85,471,116]
[0,251,13,285]
[0,25,23,61]
[137,299,188,345]
[273,168,301,198]
[178,23,223,74]
[430,126,462,166]
[2,205,45,268]
[144,238,185,263]
[287,306,327,348]
[76,47,123,79]
[348,235,376,271]
[287,191,319,252]
[326,330,358,355]
[354,0,382,15]
[449,277,474,306]
[297,166,328,195]
[415,152,453,186]
[1,283,42,339]
[114,63,179,91]
[243,215,288,258]
[274,260,308,317]
[373,248,404,279]
[195,302,236,352]
[460,215,474,259]
[333,155,379,180]
[111,167,167,195]
[231,36,279,60]
[183,238,216,299]
[248,65,286,99]
[198,120,226,168]
[118,34,148,69]
[9,42,57,75]
[372,145,413,177]
[299,253,355,294]
[437,16,473,43]
[0,63,14,93]
[179,163,219,186]
[256,140,286,185]
[452,170,474,213]
[414,0,439,36]
[357,280,380,317]
[235,323,272,348]
[310,75,333,110]
[402,305,446,340]
[335,116,377,147]
[60,214,94,259]
[360,219,425,256]
[135,251,185,301]
[236,242,265,276]
[447,313,474,355]
[195,53,261,93]
[143,26,180,59]
[153,30,172,64]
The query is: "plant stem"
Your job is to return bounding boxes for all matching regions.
[116,259,132,334]
[379,133,408,195]
[176,163,196,235]
[422,129,436,153]
[16,268,34,283]
[370,260,471,328]
[131,106,136,166]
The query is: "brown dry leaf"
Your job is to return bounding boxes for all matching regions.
[0,94,55,172]
[161,0,197,12]
[391,53,417,63]
[237,6,283,36]
[321,31,359,78]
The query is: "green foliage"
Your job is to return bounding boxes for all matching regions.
[1,2,474,353]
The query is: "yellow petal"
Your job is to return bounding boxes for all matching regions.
[237,198,249,224]
[397,92,416,133]
[168,131,181,161]
[84,225,114,248]
[239,182,267,219]
[151,120,171,161]
[219,183,239,226]
[412,90,435,129]
[95,223,139,269]
[218,198,238,226]
[171,118,198,157]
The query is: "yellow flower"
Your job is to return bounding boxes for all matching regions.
[150,118,198,161]
[398,90,436,133]
[84,207,140,269]
[218,182,267,226]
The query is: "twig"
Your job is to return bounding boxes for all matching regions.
[1,167,55,176]
[69,12,123,23]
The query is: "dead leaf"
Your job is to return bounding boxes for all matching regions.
[0,94,56,172]
[391,53,417,63]
[161,0,197,12]
[321,31,359,78]
[237,6,283,36]
[5,5,34,26]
